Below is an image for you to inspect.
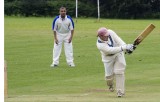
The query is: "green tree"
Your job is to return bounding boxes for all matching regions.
[4,0,160,18]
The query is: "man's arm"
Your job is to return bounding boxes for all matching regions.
[53,31,58,44]
[99,44,122,55]
[52,16,59,44]
[68,17,74,43]
[97,43,134,55]
[69,30,74,43]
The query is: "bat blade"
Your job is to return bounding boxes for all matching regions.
[126,24,155,54]
[134,24,155,46]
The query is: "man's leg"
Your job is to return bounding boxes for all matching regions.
[64,42,74,67]
[105,74,114,92]
[103,62,114,92]
[64,34,74,67]
[114,53,126,97]
[115,73,125,97]
[51,35,63,67]
[52,42,62,65]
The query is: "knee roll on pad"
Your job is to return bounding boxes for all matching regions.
[106,75,114,80]
[114,69,125,75]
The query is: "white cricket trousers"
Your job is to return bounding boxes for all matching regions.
[103,53,126,93]
[52,33,74,65]
[103,53,126,76]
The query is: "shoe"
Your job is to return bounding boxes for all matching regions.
[69,63,75,67]
[108,85,114,92]
[117,90,124,97]
[50,64,58,67]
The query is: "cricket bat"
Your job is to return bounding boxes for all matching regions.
[127,24,155,54]
[133,24,155,46]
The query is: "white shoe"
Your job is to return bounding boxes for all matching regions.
[117,90,124,97]
[69,63,75,67]
[50,63,58,67]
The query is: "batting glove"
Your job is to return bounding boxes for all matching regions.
[121,44,134,51]
[126,45,136,54]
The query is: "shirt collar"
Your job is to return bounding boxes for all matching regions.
[98,37,108,43]
[59,15,67,21]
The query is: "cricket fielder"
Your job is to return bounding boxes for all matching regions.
[51,7,75,67]
[96,27,134,97]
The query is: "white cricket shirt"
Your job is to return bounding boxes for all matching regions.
[52,15,74,34]
[96,29,126,62]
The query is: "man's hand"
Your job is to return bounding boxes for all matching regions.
[126,45,136,54]
[53,31,58,44]
[121,44,134,51]
[55,38,58,44]
[68,36,72,43]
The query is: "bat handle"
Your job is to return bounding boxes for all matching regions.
[133,44,137,50]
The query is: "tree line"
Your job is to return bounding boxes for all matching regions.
[4,0,160,19]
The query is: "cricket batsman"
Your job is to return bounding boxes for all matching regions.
[96,27,134,97]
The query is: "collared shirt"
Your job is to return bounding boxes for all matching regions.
[96,29,126,62]
[52,15,74,34]
[98,35,114,47]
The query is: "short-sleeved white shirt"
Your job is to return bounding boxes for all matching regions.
[52,15,74,34]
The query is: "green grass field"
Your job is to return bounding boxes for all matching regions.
[4,17,160,102]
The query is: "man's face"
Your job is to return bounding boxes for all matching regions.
[99,35,108,41]
[59,8,66,18]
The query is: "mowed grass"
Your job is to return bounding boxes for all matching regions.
[4,17,160,102]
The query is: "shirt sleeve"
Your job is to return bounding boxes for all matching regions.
[99,43,122,55]
[52,16,59,31]
[67,15,74,30]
